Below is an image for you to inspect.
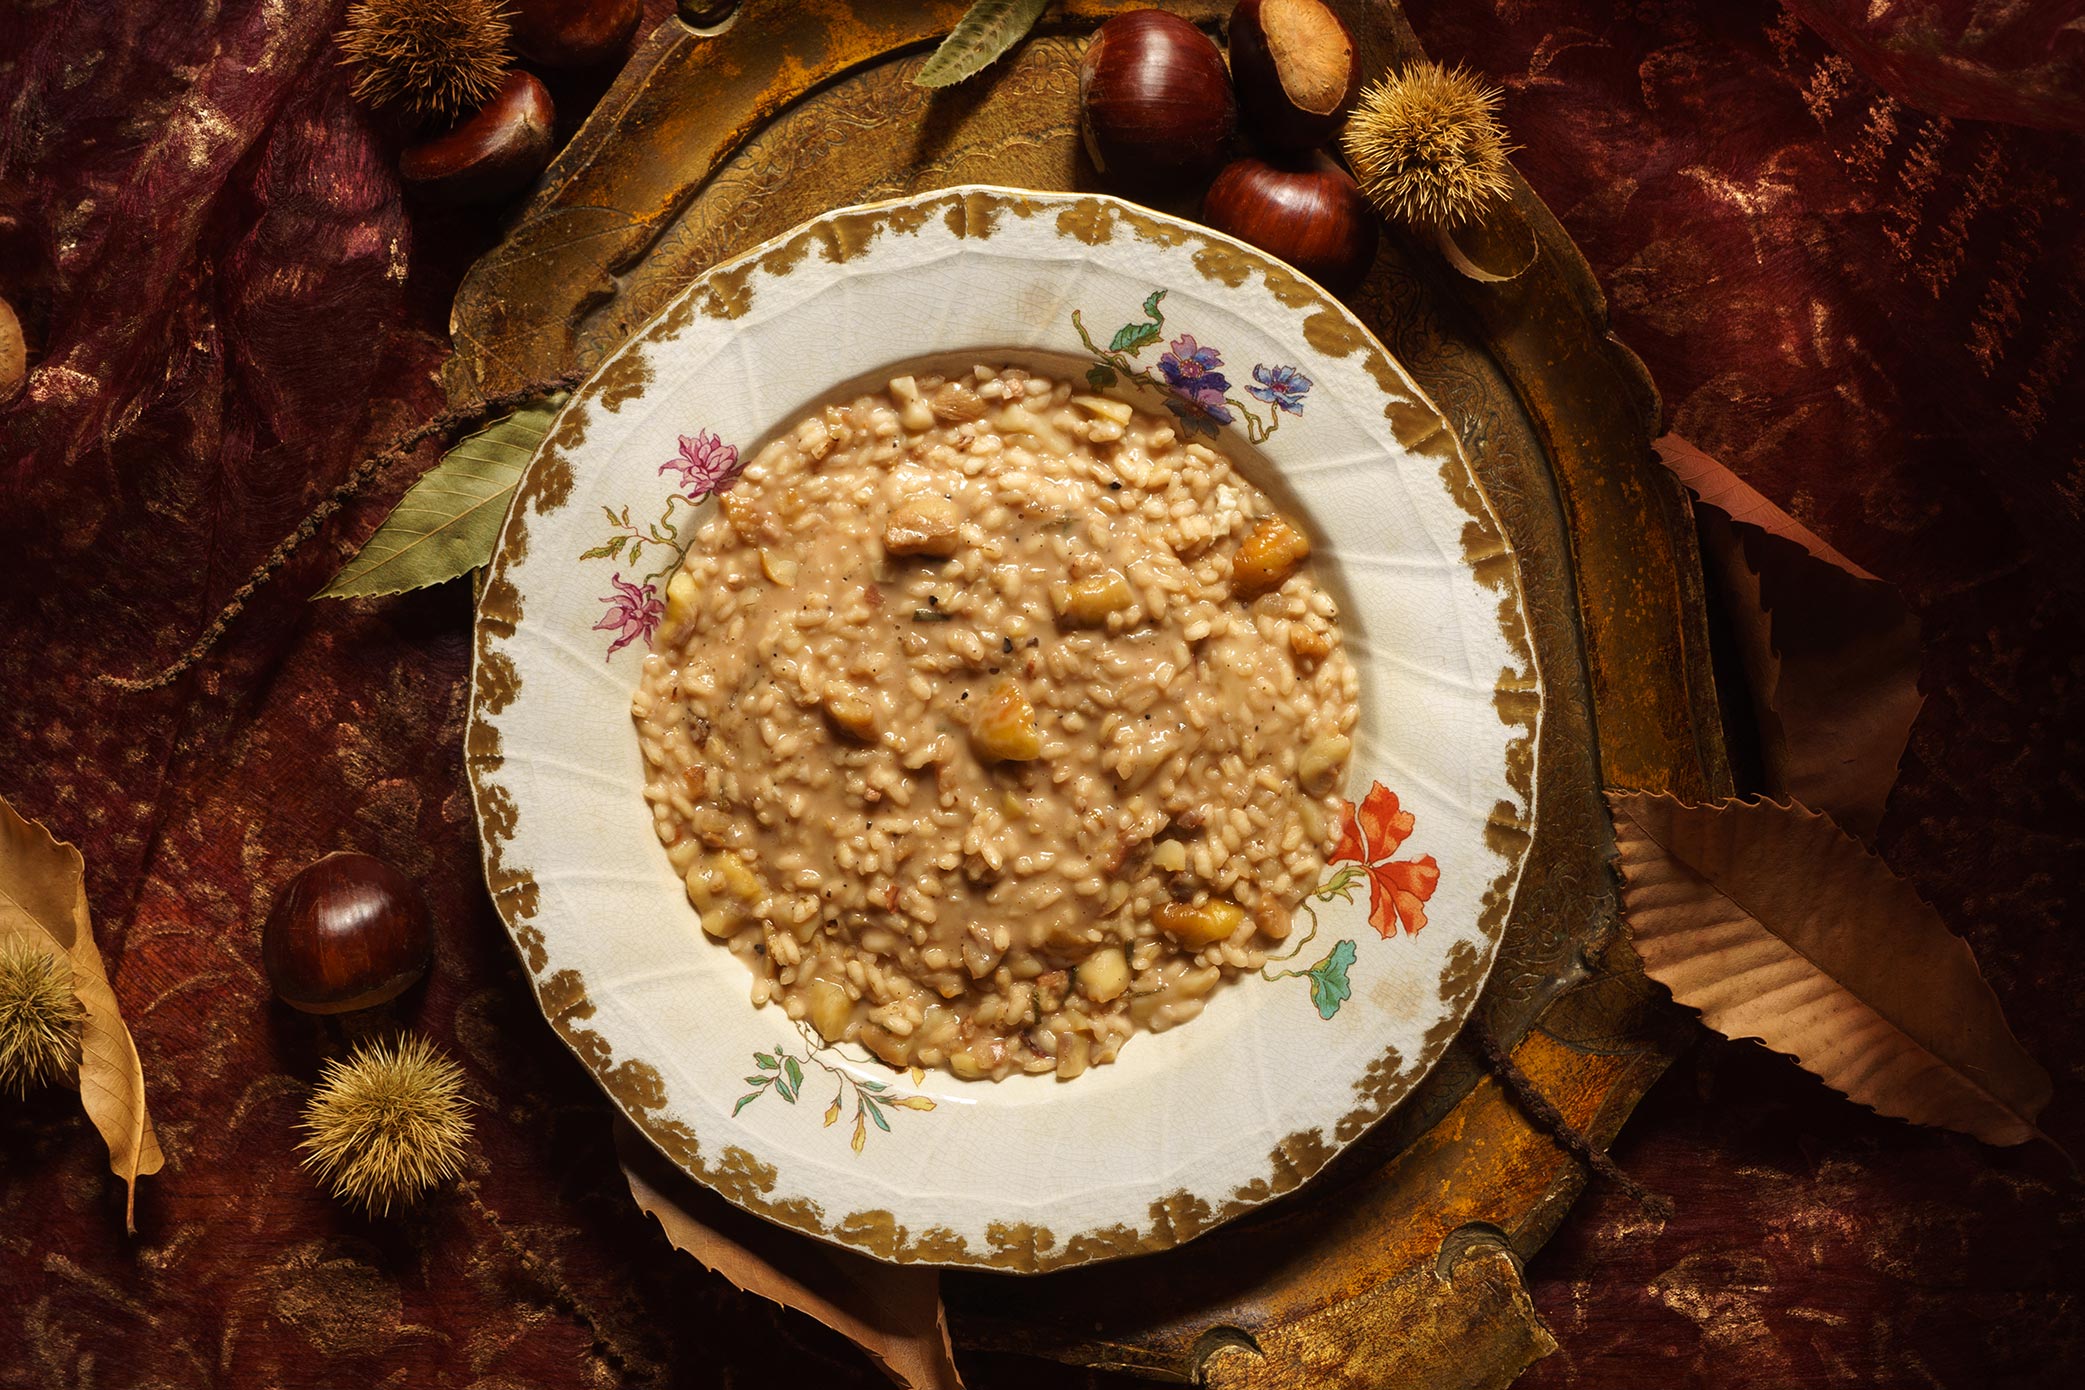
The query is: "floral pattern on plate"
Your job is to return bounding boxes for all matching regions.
[1266,782,1442,1019]
[1075,289,1313,443]
[580,429,744,658]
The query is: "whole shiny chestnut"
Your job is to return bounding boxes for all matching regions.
[400,70,556,207]
[263,852,434,1015]
[510,0,642,69]
[1228,0,1359,149]
[1201,152,1379,295]
[1079,11,1238,193]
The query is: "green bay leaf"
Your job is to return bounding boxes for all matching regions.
[913,0,1050,88]
[315,395,565,599]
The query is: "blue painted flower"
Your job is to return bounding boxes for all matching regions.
[1248,363,1312,414]
[1156,334,1235,431]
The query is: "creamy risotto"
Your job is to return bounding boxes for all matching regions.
[631,366,1359,1081]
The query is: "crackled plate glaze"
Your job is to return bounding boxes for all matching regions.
[467,187,1540,1273]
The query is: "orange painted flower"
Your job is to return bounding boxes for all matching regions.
[1328,783,1440,937]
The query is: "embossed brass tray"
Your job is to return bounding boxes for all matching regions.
[450,1,1729,1383]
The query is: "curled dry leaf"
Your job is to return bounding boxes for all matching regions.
[0,793,163,1229]
[615,1121,962,1389]
[1608,791,2051,1146]
[1654,433,1875,579]
[1696,508,1923,840]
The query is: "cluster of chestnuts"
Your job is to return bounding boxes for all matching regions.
[346,0,642,207]
[1078,0,1378,295]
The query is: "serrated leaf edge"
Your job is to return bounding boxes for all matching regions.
[913,0,1050,88]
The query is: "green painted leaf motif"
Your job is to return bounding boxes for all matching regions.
[732,1093,761,1116]
[858,1079,888,1092]
[783,1056,803,1090]
[578,537,625,562]
[913,0,1050,88]
[1306,939,1358,1020]
[865,1098,892,1132]
[1108,321,1162,355]
[743,1075,769,1087]
[1107,290,1168,355]
[776,1078,797,1103]
[1086,364,1118,390]
[316,396,566,599]
[755,1053,779,1070]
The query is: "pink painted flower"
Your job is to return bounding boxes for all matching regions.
[594,573,663,657]
[660,430,743,497]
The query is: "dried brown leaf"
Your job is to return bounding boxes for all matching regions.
[1655,432,1877,580]
[615,1122,961,1389]
[0,793,162,1228]
[1697,509,1924,838]
[1608,792,2051,1145]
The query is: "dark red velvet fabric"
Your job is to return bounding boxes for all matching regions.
[1785,0,2085,132]
[1,3,2079,1386]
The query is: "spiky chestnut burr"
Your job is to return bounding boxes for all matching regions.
[1341,62,1514,228]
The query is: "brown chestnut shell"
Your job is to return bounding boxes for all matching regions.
[1078,11,1238,194]
[263,852,434,1015]
[510,0,642,69]
[1228,0,1360,149]
[400,70,557,207]
[1201,153,1379,295]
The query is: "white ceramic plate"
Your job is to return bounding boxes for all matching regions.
[467,187,1540,1273]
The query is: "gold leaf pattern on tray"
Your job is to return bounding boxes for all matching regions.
[1608,791,2051,1146]
[0,793,163,1230]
